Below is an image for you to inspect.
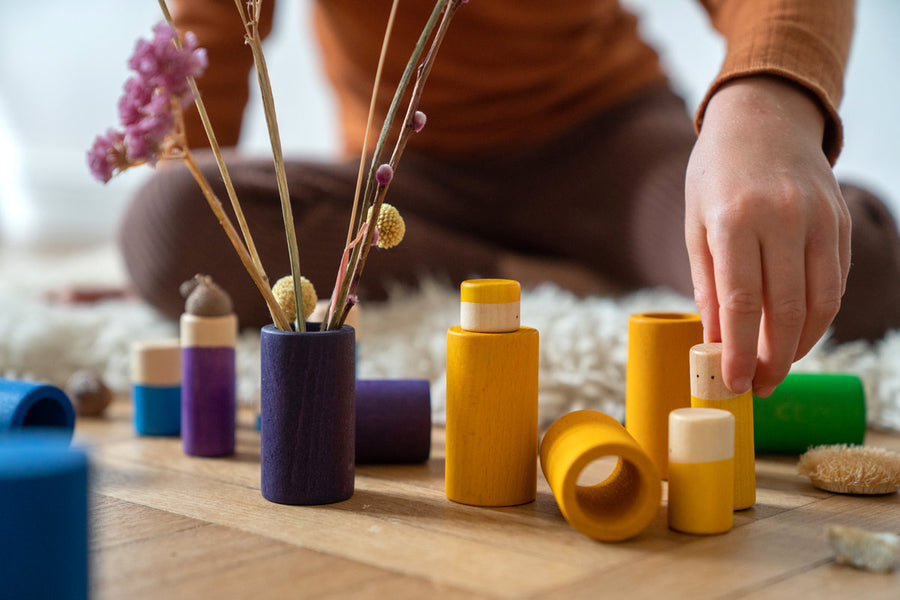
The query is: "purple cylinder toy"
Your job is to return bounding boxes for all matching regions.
[260,323,355,505]
[356,379,431,464]
[180,313,237,457]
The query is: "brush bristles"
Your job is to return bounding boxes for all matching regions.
[798,444,900,495]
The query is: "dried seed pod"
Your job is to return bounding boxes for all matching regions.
[367,203,406,249]
[271,275,318,322]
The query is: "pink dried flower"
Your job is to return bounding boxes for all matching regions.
[128,22,207,100]
[123,92,174,164]
[375,164,393,186]
[87,129,128,183]
[118,77,154,126]
[413,110,427,133]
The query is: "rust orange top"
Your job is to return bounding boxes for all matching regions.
[171,0,852,163]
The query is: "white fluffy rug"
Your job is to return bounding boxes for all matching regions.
[2,243,899,432]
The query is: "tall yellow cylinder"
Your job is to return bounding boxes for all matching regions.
[446,279,539,506]
[690,343,756,510]
[540,410,662,542]
[625,312,703,478]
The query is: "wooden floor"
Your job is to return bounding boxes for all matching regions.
[77,399,899,599]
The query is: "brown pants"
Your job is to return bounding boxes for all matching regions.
[119,86,900,341]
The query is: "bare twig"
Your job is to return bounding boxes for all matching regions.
[234,0,306,332]
[158,0,281,327]
[326,0,464,330]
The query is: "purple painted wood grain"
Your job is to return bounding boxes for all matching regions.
[181,347,235,457]
[260,324,355,505]
[356,380,431,464]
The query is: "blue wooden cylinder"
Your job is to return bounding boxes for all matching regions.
[133,386,181,436]
[356,379,431,464]
[260,323,355,505]
[0,432,88,600]
[0,379,75,441]
[130,339,181,436]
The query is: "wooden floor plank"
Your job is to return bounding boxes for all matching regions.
[76,402,900,599]
[90,451,591,598]
[535,492,900,600]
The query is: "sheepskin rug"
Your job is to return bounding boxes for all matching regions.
[2,243,898,432]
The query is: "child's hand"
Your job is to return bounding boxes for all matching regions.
[685,75,850,397]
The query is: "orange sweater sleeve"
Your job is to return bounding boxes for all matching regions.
[694,0,854,164]
[170,0,276,148]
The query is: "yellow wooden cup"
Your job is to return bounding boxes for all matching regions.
[625,312,703,479]
[540,410,662,542]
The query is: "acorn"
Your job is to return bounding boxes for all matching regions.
[65,370,112,417]
[180,274,234,317]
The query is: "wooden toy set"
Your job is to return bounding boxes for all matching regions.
[443,280,881,544]
[1,276,893,599]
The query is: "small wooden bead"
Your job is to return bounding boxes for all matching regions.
[130,339,181,386]
[459,279,520,333]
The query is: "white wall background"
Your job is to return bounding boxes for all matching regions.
[0,0,896,248]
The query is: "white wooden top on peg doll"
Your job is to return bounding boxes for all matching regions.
[459,279,521,333]
[689,342,741,401]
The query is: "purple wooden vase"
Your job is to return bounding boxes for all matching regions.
[260,323,355,505]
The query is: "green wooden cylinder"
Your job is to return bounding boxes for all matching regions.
[753,373,866,454]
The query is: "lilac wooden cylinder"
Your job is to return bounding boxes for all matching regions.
[356,379,431,464]
[260,323,355,505]
[180,314,237,457]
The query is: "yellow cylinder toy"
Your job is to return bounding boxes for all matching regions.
[446,279,539,506]
[690,343,756,510]
[540,410,662,542]
[625,312,703,478]
[668,407,735,534]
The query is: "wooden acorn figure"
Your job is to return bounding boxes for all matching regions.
[689,343,756,510]
[179,275,237,457]
[445,279,539,506]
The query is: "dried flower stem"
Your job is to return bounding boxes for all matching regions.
[326,0,462,331]
[157,0,281,327]
[324,0,400,329]
[180,149,292,330]
[234,0,306,332]
[345,0,399,249]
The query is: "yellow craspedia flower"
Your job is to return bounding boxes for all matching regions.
[368,202,406,249]
[271,275,318,322]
